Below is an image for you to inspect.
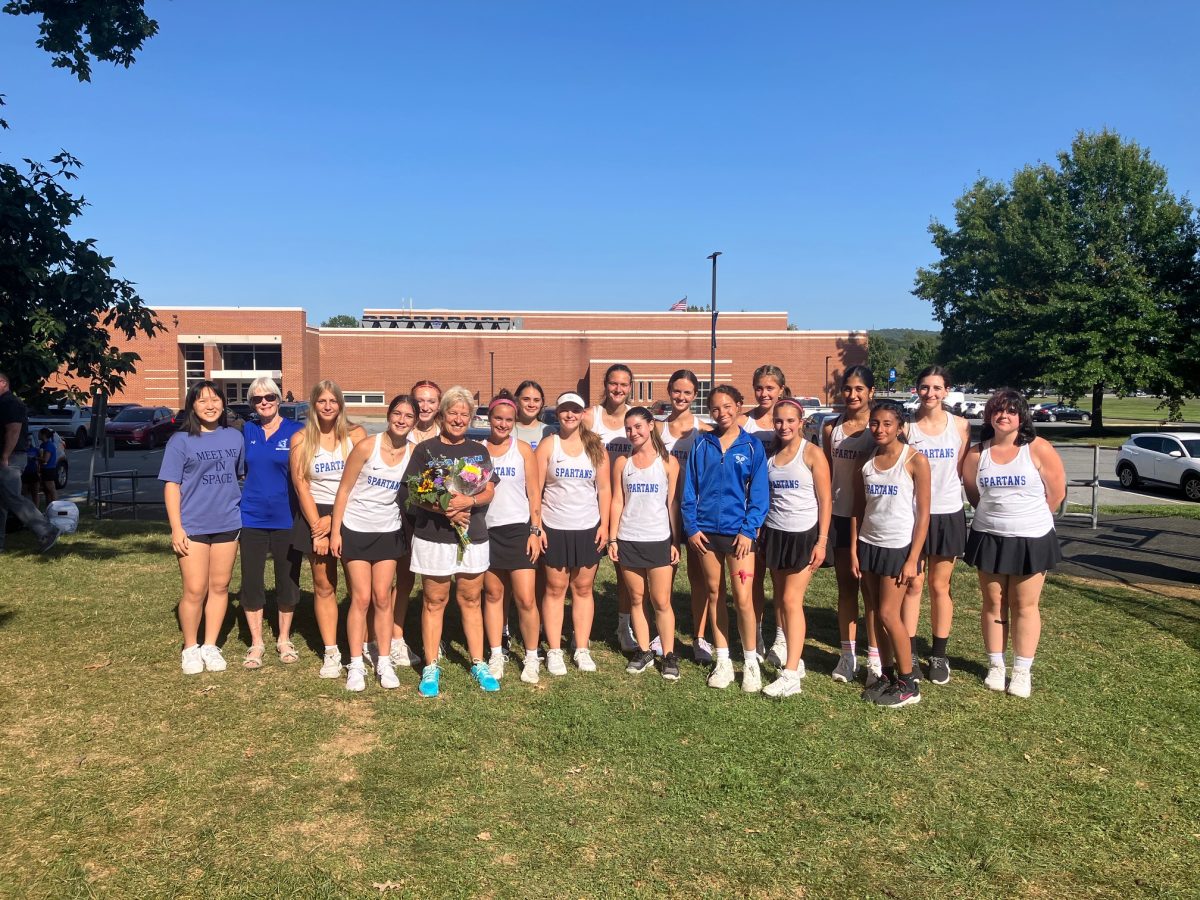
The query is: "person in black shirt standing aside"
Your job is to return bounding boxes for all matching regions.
[0,372,59,553]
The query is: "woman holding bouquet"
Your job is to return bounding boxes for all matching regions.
[329,394,416,692]
[408,385,500,697]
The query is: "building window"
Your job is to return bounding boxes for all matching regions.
[343,392,386,405]
[220,344,282,371]
[634,380,654,402]
[692,380,711,414]
[181,344,205,389]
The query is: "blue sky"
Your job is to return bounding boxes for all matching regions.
[3,1,1197,330]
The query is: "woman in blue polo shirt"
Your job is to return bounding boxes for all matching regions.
[239,378,305,669]
[160,380,245,675]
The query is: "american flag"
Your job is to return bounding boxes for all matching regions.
[669,297,687,312]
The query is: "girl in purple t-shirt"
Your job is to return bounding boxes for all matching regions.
[159,380,245,675]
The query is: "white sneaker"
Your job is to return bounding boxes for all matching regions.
[763,669,803,698]
[617,624,638,653]
[765,638,787,668]
[707,657,735,689]
[319,649,343,679]
[866,659,883,684]
[181,645,203,675]
[649,634,663,657]
[1007,667,1032,698]
[520,655,541,684]
[376,659,400,690]
[346,664,366,692]
[742,658,763,693]
[546,649,568,676]
[573,648,597,672]
[796,659,807,679]
[389,638,420,668]
[694,637,714,665]
[199,645,227,672]
[831,653,857,683]
[985,664,1007,691]
[488,650,506,680]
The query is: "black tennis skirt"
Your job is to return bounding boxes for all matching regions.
[964,528,1061,576]
[339,524,408,562]
[761,524,820,571]
[925,510,967,559]
[857,540,914,578]
[488,521,536,571]
[544,524,602,569]
[292,502,334,555]
[831,514,854,551]
[705,532,758,556]
[617,537,673,569]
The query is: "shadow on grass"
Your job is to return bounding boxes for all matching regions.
[1068,581,1200,652]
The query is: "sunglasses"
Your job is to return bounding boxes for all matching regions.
[252,394,279,404]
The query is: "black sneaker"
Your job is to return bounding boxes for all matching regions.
[625,649,656,675]
[927,656,951,685]
[37,526,60,554]
[874,678,921,708]
[860,673,892,702]
[909,655,923,682]
[661,652,680,681]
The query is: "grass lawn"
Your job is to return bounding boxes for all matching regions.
[2,521,1198,898]
[1029,395,1194,424]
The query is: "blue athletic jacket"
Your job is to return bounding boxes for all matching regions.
[682,428,769,539]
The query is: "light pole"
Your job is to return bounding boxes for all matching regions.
[707,251,722,395]
[824,355,832,404]
[489,351,495,398]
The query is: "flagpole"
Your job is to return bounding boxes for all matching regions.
[707,252,722,394]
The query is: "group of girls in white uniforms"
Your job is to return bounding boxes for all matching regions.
[162,359,1066,702]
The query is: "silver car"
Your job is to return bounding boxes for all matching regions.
[1116,432,1200,501]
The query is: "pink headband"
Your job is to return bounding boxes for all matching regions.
[774,398,805,414]
[488,397,517,412]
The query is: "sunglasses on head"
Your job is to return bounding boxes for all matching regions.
[252,394,279,404]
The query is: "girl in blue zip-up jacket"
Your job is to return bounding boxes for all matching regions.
[682,385,770,692]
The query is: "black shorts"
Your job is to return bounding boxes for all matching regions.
[340,524,408,562]
[543,524,602,569]
[616,538,673,569]
[488,521,536,571]
[292,502,334,555]
[760,524,820,571]
[705,532,757,556]
[188,529,241,545]
[924,510,967,559]
[831,514,854,550]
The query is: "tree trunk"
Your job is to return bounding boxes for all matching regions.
[1090,383,1104,431]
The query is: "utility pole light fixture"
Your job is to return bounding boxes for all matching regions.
[708,251,722,395]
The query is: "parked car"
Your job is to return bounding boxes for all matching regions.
[278,401,309,422]
[961,400,986,419]
[170,406,245,431]
[1033,404,1090,423]
[1116,432,1200,501]
[27,404,93,448]
[803,411,841,448]
[104,402,142,420]
[228,403,256,423]
[43,432,69,490]
[104,406,176,449]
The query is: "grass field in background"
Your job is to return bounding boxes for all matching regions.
[1,521,1197,899]
[1027,395,1192,423]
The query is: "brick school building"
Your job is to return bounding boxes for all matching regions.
[102,306,868,415]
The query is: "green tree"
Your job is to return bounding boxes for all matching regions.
[866,332,900,387]
[321,314,360,328]
[900,335,938,387]
[2,1,162,403]
[915,130,1200,426]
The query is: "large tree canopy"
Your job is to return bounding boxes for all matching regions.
[915,130,1200,425]
[2,1,161,404]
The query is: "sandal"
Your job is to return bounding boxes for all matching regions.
[276,639,299,664]
[243,644,265,670]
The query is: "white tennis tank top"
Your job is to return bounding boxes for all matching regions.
[541,436,600,530]
[486,439,530,528]
[765,441,818,532]
[830,418,875,518]
[660,421,698,469]
[309,437,352,505]
[971,443,1055,537]
[859,446,916,549]
[591,405,632,458]
[908,415,964,515]
[513,421,546,450]
[617,455,671,542]
[342,435,411,533]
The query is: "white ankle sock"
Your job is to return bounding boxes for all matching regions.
[525,650,539,663]
[715,647,730,660]
[988,652,1006,667]
[349,655,363,667]
[774,627,787,644]
[1013,655,1034,671]
[324,644,339,655]
[745,650,759,664]
[490,646,503,657]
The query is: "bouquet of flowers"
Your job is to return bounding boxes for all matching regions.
[406,455,493,560]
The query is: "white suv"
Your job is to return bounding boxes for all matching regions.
[1116,432,1200,501]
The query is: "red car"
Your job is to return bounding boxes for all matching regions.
[105,406,176,448]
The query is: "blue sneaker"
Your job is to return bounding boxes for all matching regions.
[470,661,500,692]
[418,664,441,698]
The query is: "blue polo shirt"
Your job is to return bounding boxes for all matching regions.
[240,418,304,529]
